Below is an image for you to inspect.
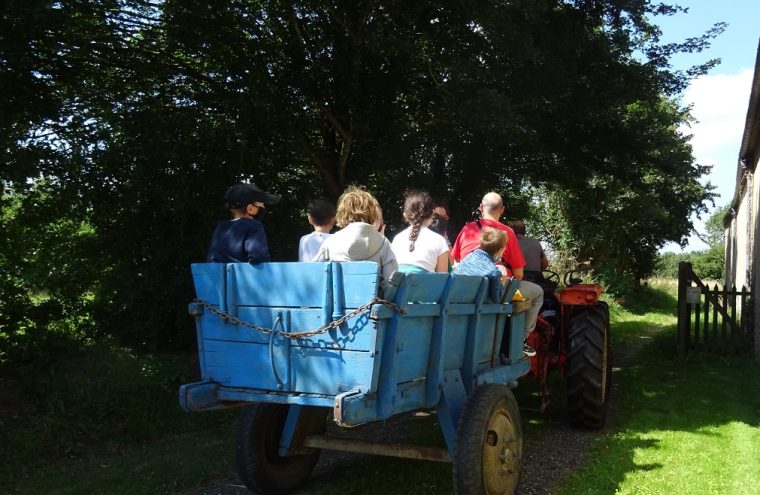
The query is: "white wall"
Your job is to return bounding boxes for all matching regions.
[732,180,751,291]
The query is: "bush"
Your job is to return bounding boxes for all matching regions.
[0,341,228,481]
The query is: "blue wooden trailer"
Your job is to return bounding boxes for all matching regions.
[179,261,531,495]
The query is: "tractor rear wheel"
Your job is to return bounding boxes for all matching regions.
[235,403,326,494]
[453,384,523,495]
[566,302,611,429]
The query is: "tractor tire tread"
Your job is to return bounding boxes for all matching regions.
[566,302,610,430]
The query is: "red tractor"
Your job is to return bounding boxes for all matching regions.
[524,270,611,429]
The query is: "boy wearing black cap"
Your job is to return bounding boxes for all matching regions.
[207,183,281,263]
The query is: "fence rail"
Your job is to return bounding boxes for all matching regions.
[677,261,753,357]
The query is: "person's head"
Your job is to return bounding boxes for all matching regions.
[402,190,435,251]
[433,199,450,221]
[335,185,379,227]
[480,227,507,259]
[307,198,336,229]
[224,182,281,220]
[480,192,504,220]
[428,212,449,238]
[372,198,386,235]
[510,219,526,235]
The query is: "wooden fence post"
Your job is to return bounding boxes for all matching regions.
[677,261,691,358]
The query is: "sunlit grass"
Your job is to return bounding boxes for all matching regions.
[557,279,760,495]
[7,279,760,495]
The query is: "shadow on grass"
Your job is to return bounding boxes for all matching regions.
[293,413,453,495]
[616,284,679,316]
[559,326,760,494]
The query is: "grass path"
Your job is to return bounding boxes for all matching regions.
[5,281,760,495]
[557,281,760,495]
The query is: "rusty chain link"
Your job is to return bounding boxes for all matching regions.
[191,296,406,340]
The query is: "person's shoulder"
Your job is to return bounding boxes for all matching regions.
[423,227,449,248]
[237,217,262,229]
[391,226,408,244]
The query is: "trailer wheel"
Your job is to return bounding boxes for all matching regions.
[235,404,326,494]
[567,302,611,429]
[453,384,522,495]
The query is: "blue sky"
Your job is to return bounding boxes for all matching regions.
[653,1,759,251]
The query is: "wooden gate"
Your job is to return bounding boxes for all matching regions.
[677,261,753,357]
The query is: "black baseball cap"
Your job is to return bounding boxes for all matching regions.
[224,183,281,208]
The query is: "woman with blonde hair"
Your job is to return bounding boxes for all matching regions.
[314,186,398,292]
[391,190,450,273]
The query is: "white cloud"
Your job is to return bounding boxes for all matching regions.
[679,68,754,205]
[682,69,754,157]
[662,68,754,252]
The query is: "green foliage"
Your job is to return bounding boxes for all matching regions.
[704,204,730,246]
[0,340,233,486]
[1,1,722,352]
[653,251,684,278]
[653,205,727,280]
[690,243,724,280]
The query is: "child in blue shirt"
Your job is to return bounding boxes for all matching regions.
[452,227,507,302]
[207,183,281,263]
[453,227,536,356]
[298,198,336,261]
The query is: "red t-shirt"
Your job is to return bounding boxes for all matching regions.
[451,219,526,274]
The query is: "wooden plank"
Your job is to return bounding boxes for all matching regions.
[730,285,738,345]
[201,338,375,395]
[448,275,485,303]
[403,272,449,303]
[690,276,741,335]
[200,306,379,351]
[677,261,690,357]
[694,297,701,347]
[461,279,487,387]
[711,285,719,347]
[741,286,749,339]
[228,262,379,308]
[424,276,454,406]
[191,263,227,307]
[395,318,435,382]
[337,261,382,308]
[721,284,728,344]
[703,286,710,344]
[686,296,692,350]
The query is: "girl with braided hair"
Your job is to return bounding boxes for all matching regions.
[391,190,450,273]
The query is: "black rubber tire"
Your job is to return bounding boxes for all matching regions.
[235,403,326,494]
[453,384,523,495]
[566,302,611,429]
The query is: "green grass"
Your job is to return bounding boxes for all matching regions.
[4,279,760,495]
[8,427,236,495]
[557,280,760,495]
[1,343,238,494]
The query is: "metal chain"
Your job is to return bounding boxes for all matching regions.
[191,296,406,340]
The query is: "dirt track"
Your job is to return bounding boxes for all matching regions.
[189,335,639,495]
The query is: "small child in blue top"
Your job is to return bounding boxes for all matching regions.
[298,198,336,261]
[207,182,281,263]
[453,227,536,356]
[452,227,508,302]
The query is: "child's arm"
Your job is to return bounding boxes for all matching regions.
[245,223,270,263]
[496,264,508,285]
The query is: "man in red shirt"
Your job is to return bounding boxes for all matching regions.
[452,192,543,356]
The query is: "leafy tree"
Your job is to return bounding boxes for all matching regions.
[704,204,730,247]
[653,205,728,280]
[0,0,723,353]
